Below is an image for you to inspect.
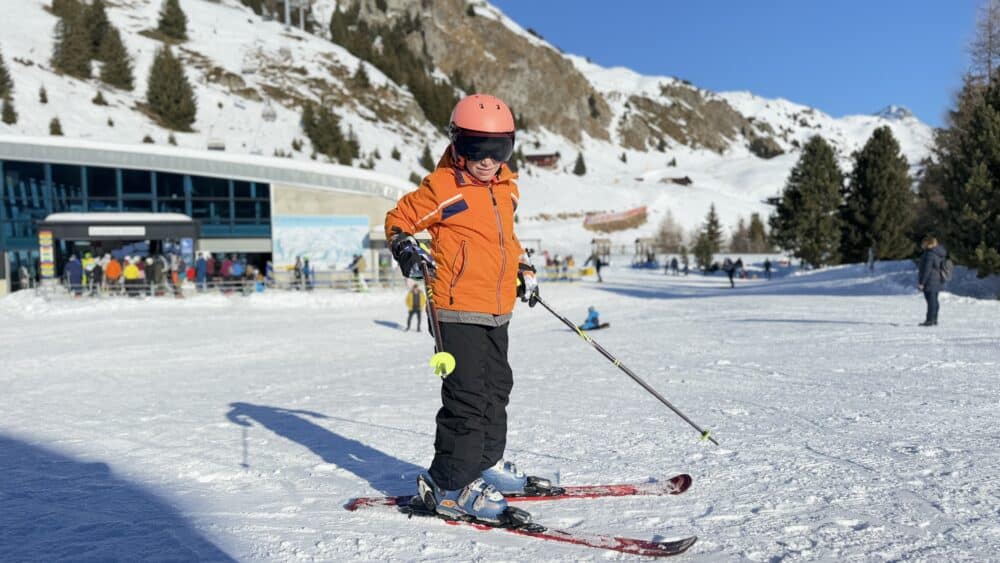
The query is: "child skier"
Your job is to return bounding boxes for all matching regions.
[385,94,543,525]
[580,306,602,330]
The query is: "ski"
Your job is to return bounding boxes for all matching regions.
[346,495,697,557]
[345,473,692,511]
[511,473,692,501]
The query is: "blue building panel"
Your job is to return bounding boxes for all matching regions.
[0,159,272,248]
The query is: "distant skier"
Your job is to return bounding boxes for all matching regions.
[404,284,425,331]
[917,236,947,326]
[385,93,545,524]
[867,244,877,274]
[670,256,679,276]
[723,258,736,288]
[764,258,772,280]
[584,252,605,282]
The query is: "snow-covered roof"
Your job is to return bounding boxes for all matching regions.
[43,213,194,223]
[0,135,411,202]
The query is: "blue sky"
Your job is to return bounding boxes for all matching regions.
[489,0,982,127]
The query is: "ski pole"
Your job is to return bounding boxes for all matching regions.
[532,294,719,446]
[421,261,455,378]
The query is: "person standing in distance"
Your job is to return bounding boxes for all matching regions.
[917,236,946,326]
[385,94,542,524]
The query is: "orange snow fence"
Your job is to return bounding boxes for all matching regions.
[583,206,648,232]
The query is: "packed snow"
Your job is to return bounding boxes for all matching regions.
[2,261,998,561]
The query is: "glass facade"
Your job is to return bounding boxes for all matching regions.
[0,159,272,251]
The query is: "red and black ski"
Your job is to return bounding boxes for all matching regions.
[345,473,692,511]
[345,474,696,557]
[347,494,696,557]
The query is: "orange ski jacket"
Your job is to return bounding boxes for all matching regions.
[385,150,525,316]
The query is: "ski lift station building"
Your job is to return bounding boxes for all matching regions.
[0,135,412,295]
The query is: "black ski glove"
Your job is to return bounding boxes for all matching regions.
[516,263,539,307]
[389,232,435,279]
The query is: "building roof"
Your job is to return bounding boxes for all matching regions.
[0,135,411,202]
[43,213,194,223]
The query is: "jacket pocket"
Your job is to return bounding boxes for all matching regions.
[449,240,468,305]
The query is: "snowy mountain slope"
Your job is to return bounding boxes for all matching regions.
[0,0,934,253]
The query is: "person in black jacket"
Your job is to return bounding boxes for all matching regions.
[917,236,947,326]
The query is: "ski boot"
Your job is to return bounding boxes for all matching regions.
[416,473,530,527]
[481,460,564,497]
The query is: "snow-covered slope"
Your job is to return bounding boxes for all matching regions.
[1,263,998,561]
[0,0,934,254]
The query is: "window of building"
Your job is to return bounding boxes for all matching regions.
[122,169,152,196]
[157,199,186,214]
[86,166,117,199]
[190,176,229,199]
[2,160,45,189]
[191,199,230,224]
[233,181,253,198]
[121,199,154,212]
[156,172,186,200]
[234,200,257,222]
[51,164,82,190]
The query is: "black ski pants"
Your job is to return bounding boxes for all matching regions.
[924,289,940,324]
[428,321,513,490]
[406,310,421,331]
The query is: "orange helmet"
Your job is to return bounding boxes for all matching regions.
[448,94,516,162]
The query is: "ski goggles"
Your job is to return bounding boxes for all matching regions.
[451,130,515,162]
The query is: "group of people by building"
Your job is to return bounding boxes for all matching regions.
[60,252,264,297]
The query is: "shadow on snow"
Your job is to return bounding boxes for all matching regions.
[594,264,917,302]
[0,433,234,562]
[373,319,404,331]
[225,402,423,495]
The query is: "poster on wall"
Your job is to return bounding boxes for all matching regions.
[39,230,55,279]
[271,215,369,271]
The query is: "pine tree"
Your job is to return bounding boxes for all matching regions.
[146,46,197,131]
[157,0,188,41]
[353,62,370,89]
[85,0,111,59]
[769,135,844,267]
[969,0,1000,83]
[730,217,750,253]
[300,101,357,164]
[92,90,108,105]
[573,152,587,175]
[99,26,134,90]
[391,146,401,160]
[0,47,12,99]
[1,96,16,125]
[655,209,684,253]
[52,3,92,78]
[703,203,723,255]
[839,126,914,263]
[52,0,81,19]
[50,117,64,135]
[918,70,1000,276]
[748,212,769,252]
[39,86,48,104]
[419,145,435,171]
[693,205,724,270]
[693,231,713,270]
